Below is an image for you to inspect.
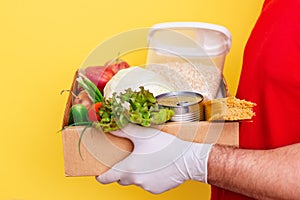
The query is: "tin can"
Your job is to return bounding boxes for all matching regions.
[156,91,204,122]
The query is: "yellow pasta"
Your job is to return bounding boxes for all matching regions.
[203,96,256,121]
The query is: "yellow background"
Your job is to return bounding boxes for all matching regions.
[0,0,264,199]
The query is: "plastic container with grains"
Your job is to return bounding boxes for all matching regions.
[146,22,232,100]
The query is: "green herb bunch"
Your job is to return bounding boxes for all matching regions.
[93,86,174,132]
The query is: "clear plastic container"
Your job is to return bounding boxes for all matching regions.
[146,22,232,100]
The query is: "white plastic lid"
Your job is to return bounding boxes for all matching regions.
[148,22,232,57]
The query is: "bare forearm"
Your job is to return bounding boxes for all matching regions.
[207,143,300,200]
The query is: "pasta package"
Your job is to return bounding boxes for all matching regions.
[203,96,256,121]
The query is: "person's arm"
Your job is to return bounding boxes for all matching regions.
[208,143,300,200]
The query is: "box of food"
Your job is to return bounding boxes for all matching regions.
[61,22,256,177]
[61,70,243,177]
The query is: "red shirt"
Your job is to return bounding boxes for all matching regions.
[211,0,300,199]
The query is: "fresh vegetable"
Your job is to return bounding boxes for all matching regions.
[83,59,130,93]
[64,83,173,159]
[60,89,92,110]
[104,59,130,74]
[88,102,102,122]
[93,86,174,132]
[76,73,103,103]
[68,104,89,125]
[68,71,173,131]
[73,90,92,109]
[85,66,114,94]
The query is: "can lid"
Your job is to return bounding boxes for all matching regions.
[148,22,232,57]
[156,91,203,107]
[156,91,204,122]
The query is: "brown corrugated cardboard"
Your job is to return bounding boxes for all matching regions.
[62,121,238,176]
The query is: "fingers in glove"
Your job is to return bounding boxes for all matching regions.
[96,169,121,184]
[117,179,133,186]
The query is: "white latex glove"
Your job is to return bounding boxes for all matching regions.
[96,124,213,194]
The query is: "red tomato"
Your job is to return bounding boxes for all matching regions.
[93,102,103,110]
[88,102,102,122]
[116,60,130,70]
[84,60,130,93]
[106,60,130,74]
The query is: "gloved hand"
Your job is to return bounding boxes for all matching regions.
[96,124,213,194]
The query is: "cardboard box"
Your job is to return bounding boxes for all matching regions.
[61,71,239,177]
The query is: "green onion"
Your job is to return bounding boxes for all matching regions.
[78,73,103,102]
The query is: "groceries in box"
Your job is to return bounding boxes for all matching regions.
[61,22,255,176]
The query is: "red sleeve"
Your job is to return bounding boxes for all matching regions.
[212,0,300,199]
[237,0,300,150]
